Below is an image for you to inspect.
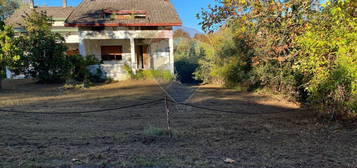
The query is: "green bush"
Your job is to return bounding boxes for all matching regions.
[124,64,174,81]
[250,60,299,96]
[16,10,71,83]
[194,25,254,87]
[136,70,175,81]
[294,0,356,117]
[174,37,204,83]
[66,54,102,83]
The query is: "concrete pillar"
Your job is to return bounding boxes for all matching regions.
[130,38,137,73]
[79,38,86,56]
[5,67,12,79]
[169,37,174,74]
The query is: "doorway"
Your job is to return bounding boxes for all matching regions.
[136,45,150,69]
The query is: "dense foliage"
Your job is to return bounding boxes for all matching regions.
[0,0,23,89]
[124,64,174,81]
[189,0,356,118]
[66,54,102,83]
[0,10,102,85]
[295,0,357,117]
[0,20,22,89]
[174,30,203,83]
[16,11,70,83]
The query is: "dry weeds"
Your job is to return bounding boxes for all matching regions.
[0,80,356,168]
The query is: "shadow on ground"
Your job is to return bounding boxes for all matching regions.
[0,80,356,168]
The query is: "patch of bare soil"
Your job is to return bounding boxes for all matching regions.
[0,80,356,168]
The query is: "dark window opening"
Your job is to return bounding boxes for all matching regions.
[101,46,123,61]
[103,10,147,20]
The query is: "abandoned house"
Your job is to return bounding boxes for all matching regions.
[5,0,182,80]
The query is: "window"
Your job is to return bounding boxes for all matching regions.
[101,46,123,61]
[103,10,147,20]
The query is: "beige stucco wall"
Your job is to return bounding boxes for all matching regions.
[150,39,170,70]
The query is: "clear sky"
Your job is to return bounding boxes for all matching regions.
[34,0,215,32]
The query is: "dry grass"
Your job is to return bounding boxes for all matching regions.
[0,79,356,168]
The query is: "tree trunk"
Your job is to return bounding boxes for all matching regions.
[0,76,2,90]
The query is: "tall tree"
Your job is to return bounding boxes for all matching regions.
[197,0,314,92]
[173,29,191,39]
[19,10,70,83]
[295,0,357,117]
[0,22,22,89]
[0,0,25,21]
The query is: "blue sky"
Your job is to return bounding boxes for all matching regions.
[34,0,215,32]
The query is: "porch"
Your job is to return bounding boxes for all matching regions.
[79,30,174,81]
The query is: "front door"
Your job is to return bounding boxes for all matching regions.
[136,45,150,69]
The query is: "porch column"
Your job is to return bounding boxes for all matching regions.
[5,67,12,79]
[79,38,86,56]
[130,38,137,73]
[169,37,174,74]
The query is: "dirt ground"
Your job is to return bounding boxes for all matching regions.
[0,79,356,168]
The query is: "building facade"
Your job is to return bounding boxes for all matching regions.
[6,0,181,80]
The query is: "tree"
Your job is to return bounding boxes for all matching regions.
[19,10,70,83]
[193,33,210,43]
[0,0,24,21]
[197,0,313,93]
[173,28,191,39]
[197,0,356,118]
[0,21,22,89]
[295,0,357,117]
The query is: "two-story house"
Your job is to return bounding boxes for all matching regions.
[6,0,182,81]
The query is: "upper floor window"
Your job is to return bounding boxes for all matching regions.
[103,10,147,20]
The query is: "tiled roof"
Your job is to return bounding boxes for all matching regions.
[65,0,182,27]
[5,6,75,27]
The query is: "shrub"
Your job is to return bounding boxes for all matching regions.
[67,54,102,83]
[195,27,253,87]
[124,64,175,81]
[250,60,299,97]
[18,10,71,83]
[294,0,356,118]
[174,38,203,83]
[136,70,175,81]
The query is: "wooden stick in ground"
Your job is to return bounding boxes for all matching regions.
[165,96,172,138]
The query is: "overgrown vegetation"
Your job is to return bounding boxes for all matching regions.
[124,64,175,81]
[181,0,356,119]
[173,30,204,83]
[66,54,103,83]
[0,0,24,89]
[0,20,21,89]
[295,1,356,118]
[17,11,70,83]
[1,10,105,86]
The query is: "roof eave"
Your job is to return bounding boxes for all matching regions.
[65,22,183,27]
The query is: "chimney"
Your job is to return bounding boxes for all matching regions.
[29,0,34,8]
[63,0,67,7]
